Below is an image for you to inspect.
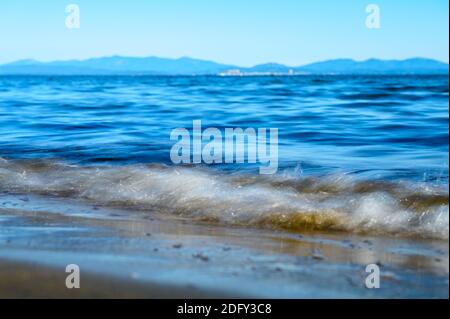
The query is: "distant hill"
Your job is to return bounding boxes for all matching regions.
[0,56,236,75]
[242,63,292,73]
[296,58,449,74]
[0,56,447,75]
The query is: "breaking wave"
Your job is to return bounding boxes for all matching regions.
[0,158,448,239]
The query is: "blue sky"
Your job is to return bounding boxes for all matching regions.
[0,0,448,66]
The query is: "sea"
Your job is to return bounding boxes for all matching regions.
[0,74,448,239]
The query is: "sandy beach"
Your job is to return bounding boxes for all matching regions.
[0,191,448,299]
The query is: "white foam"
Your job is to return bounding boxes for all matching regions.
[0,160,448,239]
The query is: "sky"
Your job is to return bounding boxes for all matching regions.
[0,0,448,66]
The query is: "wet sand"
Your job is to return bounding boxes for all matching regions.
[0,260,229,299]
[0,193,448,298]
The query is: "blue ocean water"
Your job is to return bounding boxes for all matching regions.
[0,75,448,238]
[0,75,448,182]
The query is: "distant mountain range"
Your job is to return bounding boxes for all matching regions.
[295,58,449,75]
[0,56,448,75]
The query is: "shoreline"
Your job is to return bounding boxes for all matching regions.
[0,193,448,299]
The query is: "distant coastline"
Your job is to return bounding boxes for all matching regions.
[0,56,448,76]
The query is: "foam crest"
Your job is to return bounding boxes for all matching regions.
[0,158,448,239]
